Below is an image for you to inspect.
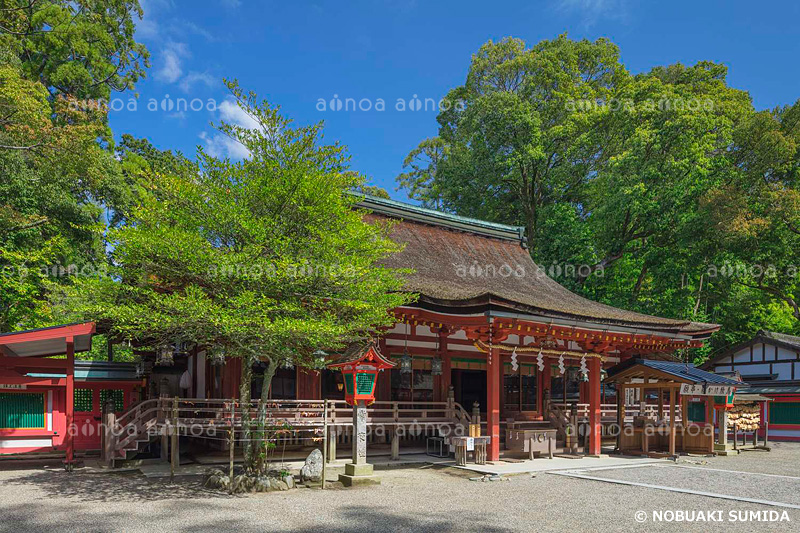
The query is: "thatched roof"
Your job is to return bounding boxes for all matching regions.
[358,195,717,339]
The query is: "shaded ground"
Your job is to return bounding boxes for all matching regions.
[1,445,799,532]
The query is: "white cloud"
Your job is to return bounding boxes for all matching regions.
[199,99,261,160]
[179,71,217,93]
[218,99,261,130]
[155,41,189,83]
[199,131,251,160]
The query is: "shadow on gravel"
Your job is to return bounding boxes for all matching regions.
[1,469,225,503]
[285,506,515,533]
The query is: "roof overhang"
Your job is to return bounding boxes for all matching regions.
[605,358,747,387]
[0,322,96,357]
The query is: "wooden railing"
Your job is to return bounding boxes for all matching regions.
[551,402,684,422]
[107,397,472,462]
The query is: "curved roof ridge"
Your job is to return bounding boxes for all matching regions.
[353,193,526,244]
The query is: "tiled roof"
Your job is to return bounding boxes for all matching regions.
[607,358,747,386]
[758,330,800,350]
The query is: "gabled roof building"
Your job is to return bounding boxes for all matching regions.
[703,330,800,441]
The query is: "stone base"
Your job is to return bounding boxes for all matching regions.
[345,463,373,476]
[339,462,379,487]
[714,443,739,455]
[338,473,381,487]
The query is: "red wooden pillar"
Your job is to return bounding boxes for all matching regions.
[486,346,501,461]
[65,336,75,466]
[588,356,602,456]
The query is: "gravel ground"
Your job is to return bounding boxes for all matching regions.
[1,445,800,533]
[582,463,800,506]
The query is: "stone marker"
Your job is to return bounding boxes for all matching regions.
[300,449,323,482]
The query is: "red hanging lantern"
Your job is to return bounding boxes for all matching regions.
[327,342,395,406]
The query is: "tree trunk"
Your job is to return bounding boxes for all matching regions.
[238,353,254,473]
[255,358,280,474]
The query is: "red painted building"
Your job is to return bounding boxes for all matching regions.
[2,196,720,463]
[703,331,800,441]
[190,196,719,460]
[0,323,141,460]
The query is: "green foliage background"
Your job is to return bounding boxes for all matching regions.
[398,36,800,362]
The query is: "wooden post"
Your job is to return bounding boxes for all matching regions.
[680,393,688,453]
[391,402,400,460]
[103,398,116,468]
[658,388,664,420]
[327,426,337,464]
[616,384,625,452]
[229,401,235,494]
[439,330,451,402]
[569,404,578,454]
[65,336,75,470]
[391,430,400,460]
[587,357,601,456]
[486,346,501,461]
[639,388,647,419]
[321,400,328,489]
[668,387,676,456]
[170,396,179,481]
[719,408,729,446]
[764,401,770,447]
[542,362,552,416]
[706,397,715,446]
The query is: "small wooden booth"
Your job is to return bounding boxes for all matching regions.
[604,359,746,457]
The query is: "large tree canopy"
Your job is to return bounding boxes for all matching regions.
[0,0,148,100]
[398,35,800,359]
[63,79,412,378]
[0,0,147,331]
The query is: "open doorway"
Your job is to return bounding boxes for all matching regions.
[453,369,486,412]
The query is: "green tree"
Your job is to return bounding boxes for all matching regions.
[0,1,148,331]
[402,36,625,254]
[63,81,413,471]
[0,0,148,101]
[398,35,800,356]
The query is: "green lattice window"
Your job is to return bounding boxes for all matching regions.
[344,373,354,395]
[687,402,706,423]
[356,373,375,395]
[100,389,124,412]
[770,402,800,425]
[75,389,94,412]
[0,392,45,429]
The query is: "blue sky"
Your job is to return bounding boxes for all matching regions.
[116,0,800,202]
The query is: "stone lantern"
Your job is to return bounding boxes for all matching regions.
[327,342,395,486]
